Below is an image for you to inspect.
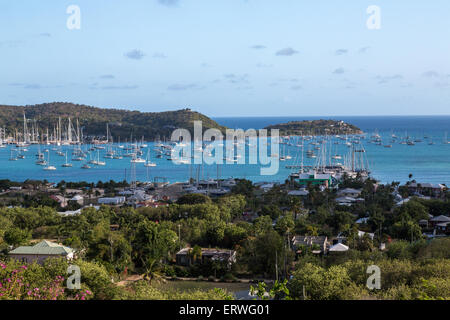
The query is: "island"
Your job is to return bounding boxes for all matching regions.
[0,102,227,142]
[264,119,363,136]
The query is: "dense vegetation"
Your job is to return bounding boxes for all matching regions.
[264,119,362,136]
[0,177,449,300]
[0,102,226,140]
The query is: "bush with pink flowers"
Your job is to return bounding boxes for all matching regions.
[0,260,92,300]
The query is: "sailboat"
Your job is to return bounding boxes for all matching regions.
[131,152,146,163]
[9,149,17,161]
[43,151,56,171]
[62,151,73,167]
[144,149,156,167]
[444,132,450,144]
[96,150,106,166]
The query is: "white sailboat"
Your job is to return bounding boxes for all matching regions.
[43,151,56,171]
[144,149,156,167]
[62,151,73,167]
[96,150,106,166]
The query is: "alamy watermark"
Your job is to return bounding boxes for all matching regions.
[66,5,81,30]
[366,265,381,290]
[67,264,81,289]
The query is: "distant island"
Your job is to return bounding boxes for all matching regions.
[0,102,226,141]
[264,119,363,136]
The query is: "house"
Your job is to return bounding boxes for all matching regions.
[419,219,429,228]
[98,196,126,205]
[175,248,237,268]
[358,230,375,240]
[407,183,446,197]
[288,189,309,197]
[9,240,74,264]
[429,215,450,228]
[291,235,328,254]
[337,188,362,198]
[329,243,349,253]
[335,196,357,206]
[69,194,84,205]
[435,222,450,234]
[126,190,153,206]
[335,230,375,245]
[50,195,68,208]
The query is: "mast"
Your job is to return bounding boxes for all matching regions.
[68,118,72,143]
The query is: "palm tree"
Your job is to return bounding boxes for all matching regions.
[141,258,164,284]
[190,245,203,265]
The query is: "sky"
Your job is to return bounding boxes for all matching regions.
[1,0,450,117]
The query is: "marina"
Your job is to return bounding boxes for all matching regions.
[0,122,448,185]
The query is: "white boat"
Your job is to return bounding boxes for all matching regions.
[62,152,73,167]
[144,149,156,167]
[43,151,56,170]
[95,151,106,166]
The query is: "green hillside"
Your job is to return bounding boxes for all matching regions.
[0,102,226,141]
[264,119,362,136]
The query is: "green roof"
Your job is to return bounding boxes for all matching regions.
[9,240,74,256]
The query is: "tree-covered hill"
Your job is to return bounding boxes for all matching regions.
[264,119,362,136]
[0,102,227,140]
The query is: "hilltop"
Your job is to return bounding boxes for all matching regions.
[0,102,226,140]
[264,119,362,136]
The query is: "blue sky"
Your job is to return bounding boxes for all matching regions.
[1,0,450,116]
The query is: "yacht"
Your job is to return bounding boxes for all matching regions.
[144,149,156,167]
[43,151,56,170]
[131,157,146,163]
[62,152,73,167]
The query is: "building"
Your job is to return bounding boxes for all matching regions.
[50,195,68,208]
[407,183,446,197]
[291,172,333,188]
[126,190,153,206]
[288,189,309,197]
[337,188,362,198]
[329,243,349,253]
[291,235,328,254]
[175,248,237,267]
[69,194,84,205]
[9,240,74,264]
[98,196,126,205]
[429,215,450,228]
[358,230,375,240]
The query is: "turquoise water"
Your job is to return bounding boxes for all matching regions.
[1,116,450,185]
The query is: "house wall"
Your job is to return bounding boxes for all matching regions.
[9,254,68,265]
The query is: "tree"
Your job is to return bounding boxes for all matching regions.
[177,193,211,205]
[306,225,319,237]
[4,227,31,246]
[289,263,356,300]
[132,220,178,269]
[275,214,295,236]
[391,220,422,242]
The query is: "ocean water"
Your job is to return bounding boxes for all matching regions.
[0,116,449,185]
